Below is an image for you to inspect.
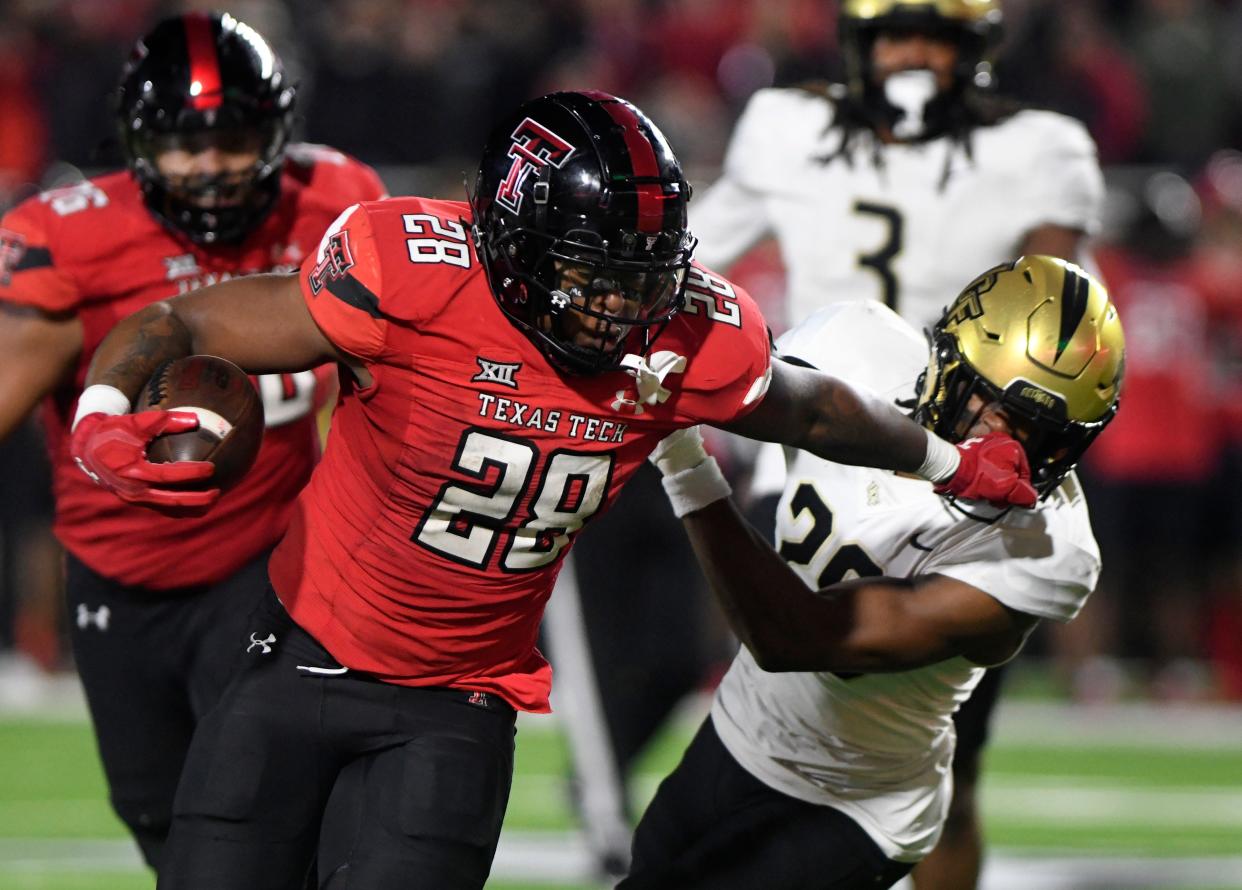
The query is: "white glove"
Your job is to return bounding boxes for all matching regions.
[648,426,732,518]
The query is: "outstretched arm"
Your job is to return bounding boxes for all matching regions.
[717,359,1037,508]
[718,358,931,472]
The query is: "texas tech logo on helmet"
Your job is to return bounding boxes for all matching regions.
[495,118,576,215]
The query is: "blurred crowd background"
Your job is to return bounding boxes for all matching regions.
[1,0,1241,701]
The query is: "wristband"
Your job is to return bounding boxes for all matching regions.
[660,456,733,518]
[916,427,961,484]
[72,385,131,431]
[649,426,710,478]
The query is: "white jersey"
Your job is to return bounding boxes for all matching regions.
[710,302,1101,862]
[691,87,1105,331]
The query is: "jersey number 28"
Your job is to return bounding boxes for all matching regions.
[413,429,612,572]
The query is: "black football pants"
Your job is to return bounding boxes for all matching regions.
[158,587,516,890]
[66,550,271,872]
[619,717,913,890]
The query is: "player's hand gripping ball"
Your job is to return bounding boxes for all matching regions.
[136,355,264,491]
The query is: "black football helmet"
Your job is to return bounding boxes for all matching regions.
[115,12,296,244]
[839,0,1003,140]
[471,91,696,375]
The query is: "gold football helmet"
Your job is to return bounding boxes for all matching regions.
[915,256,1125,498]
[840,0,1002,27]
[840,0,1004,129]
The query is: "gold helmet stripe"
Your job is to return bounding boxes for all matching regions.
[1056,268,1092,362]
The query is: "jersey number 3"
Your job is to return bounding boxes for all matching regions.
[854,201,903,311]
[413,429,612,572]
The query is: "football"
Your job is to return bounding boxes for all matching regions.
[136,355,264,491]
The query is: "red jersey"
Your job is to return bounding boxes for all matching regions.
[270,197,772,711]
[0,144,386,589]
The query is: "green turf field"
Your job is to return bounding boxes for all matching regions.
[2,702,1241,890]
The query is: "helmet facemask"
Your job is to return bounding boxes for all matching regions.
[116,12,296,246]
[126,117,290,245]
[481,220,695,374]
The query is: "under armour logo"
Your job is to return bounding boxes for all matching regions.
[611,391,642,414]
[162,254,201,280]
[472,357,521,389]
[247,632,276,654]
[612,351,686,414]
[76,604,110,631]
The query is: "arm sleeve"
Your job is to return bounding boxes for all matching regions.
[299,204,389,361]
[0,204,80,313]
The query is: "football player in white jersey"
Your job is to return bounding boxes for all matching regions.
[690,4,1106,884]
[622,256,1125,890]
[693,0,1103,332]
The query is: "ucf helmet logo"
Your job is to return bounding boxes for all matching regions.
[495,118,576,215]
[945,262,1008,327]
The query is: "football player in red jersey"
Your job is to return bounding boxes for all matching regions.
[71,90,1033,890]
[0,12,385,874]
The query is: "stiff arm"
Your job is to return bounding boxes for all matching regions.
[717,357,935,477]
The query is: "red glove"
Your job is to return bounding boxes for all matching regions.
[933,431,1039,508]
[70,411,220,512]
